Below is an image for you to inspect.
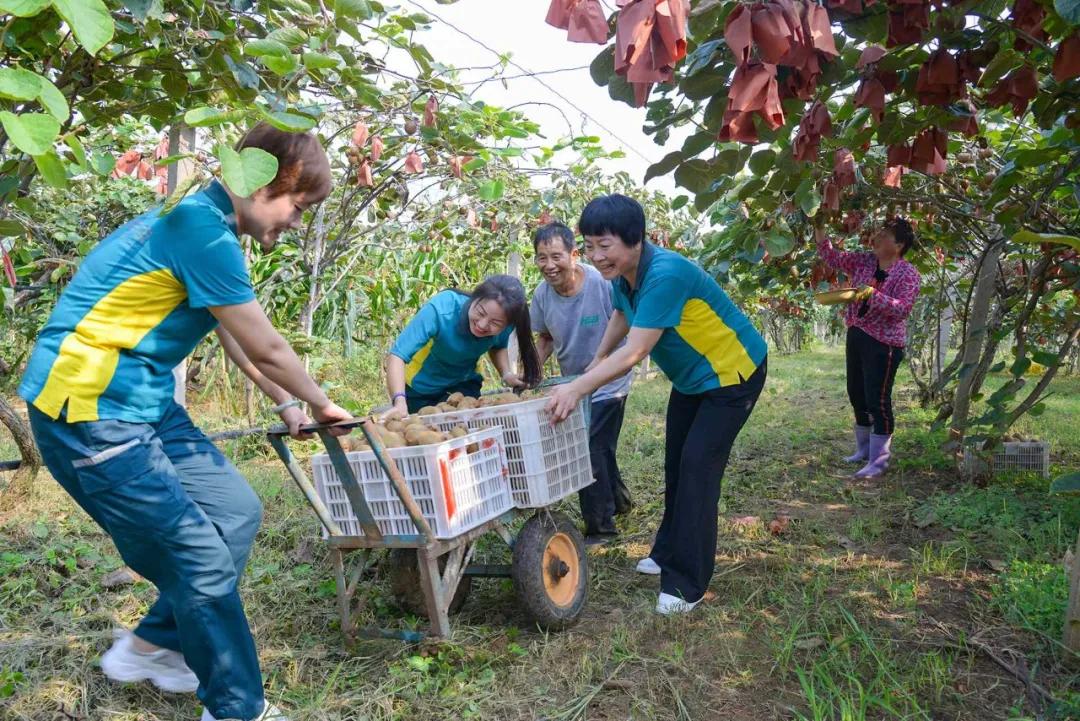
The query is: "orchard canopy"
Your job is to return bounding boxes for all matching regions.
[0,0,1078,451]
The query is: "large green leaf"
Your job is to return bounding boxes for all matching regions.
[0,0,50,16]
[477,180,505,201]
[267,27,308,47]
[0,68,42,100]
[1012,229,1080,251]
[674,159,713,193]
[1056,0,1080,24]
[0,111,59,155]
[244,39,291,57]
[51,0,115,56]
[1050,471,1080,495]
[63,135,87,169]
[0,219,25,236]
[258,108,317,132]
[749,149,776,176]
[335,0,373,19]
[35,75,68,121]
[302,52,342,70]
[217,145,279,198]
[262,53,299,76]
[644,151,684,184]
[32,150,67,189]
[764,230,795,257]
[589,46,615,86]
[184,106,245,127]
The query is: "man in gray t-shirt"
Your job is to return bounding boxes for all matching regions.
[531,222,633,543]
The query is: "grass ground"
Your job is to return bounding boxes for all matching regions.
[1,346,1079,720]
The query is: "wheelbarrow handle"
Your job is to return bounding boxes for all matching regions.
[265,417,366,437]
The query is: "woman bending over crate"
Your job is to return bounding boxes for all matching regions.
[18,124,351,721]
[546,194,768,617]
[384,275,542,416]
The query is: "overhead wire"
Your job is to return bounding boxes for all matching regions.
[401,0,658,165]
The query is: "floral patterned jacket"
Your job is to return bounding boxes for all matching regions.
[817,236,921,348]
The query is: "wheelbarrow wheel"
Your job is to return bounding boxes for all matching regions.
[386,549,472,618]
[512,511,587,630]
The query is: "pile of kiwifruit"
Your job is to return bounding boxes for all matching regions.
[339,419,473,452]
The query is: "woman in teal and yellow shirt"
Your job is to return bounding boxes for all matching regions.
[385,275,542,415]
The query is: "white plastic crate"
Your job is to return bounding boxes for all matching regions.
[962,440,1050,478]
[417,396,593,508]
[311,427,512,539]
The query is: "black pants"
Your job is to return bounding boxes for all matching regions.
[579,396,629,536]
[405,378,482,415]
[845,327,903,435]
[652,360,766,602]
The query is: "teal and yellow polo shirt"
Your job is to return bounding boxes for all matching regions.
[612,243,767,395]
[19,181,255,423]
[390,290,513,396]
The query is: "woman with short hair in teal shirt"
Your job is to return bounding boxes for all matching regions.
[385,275,542,415]
[547,194,768,617]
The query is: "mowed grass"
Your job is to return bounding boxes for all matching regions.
[1,346,1079,720]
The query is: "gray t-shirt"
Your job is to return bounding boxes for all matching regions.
[530,263,632,402]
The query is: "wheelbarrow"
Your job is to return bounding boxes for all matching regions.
[265,415,589,642]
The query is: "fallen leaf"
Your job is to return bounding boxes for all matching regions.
[795,636,826,650]
[986,559,1007,572]
[102,567,142,588]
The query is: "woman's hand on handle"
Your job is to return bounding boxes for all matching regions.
[311,400,353,437]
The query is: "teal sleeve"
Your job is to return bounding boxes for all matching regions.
[163,204,255,308]
[390,300,441,362]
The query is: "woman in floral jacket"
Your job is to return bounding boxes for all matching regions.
[815,217,921,478]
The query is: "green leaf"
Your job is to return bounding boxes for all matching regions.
[32,150,67,189]
[1012,229,1080,251]
[0,111,59,155]
[90,151,115,176]
[63,135,86,169]
[714,147,743,175]
[0,219,25,236]
[0,68,42,100]
[302,52,342,70]
[0,0,50,16]
[764,231,795,257]
[244,39,291,57]
[159,173,202,215]
[589,46,615,86]
[979,49,1020,88]
[644,151,684,184]
[262,53,299,76]
[1056,0,1080,24]
[35,76,68,121]
[217,145,279,198]
[267,27,308,47]
[183,106,245,128]
[162,72,188,99]
[794,178,821,216]
[476,180,505,201]
[1010,356,1031,377]
[1031,350,1058,366]
[1050,471,1080,494]
[671,194,689,210]
[122,0,164,22]
[335,0,373,19]
[674,159,713,194]
[51,0,115,56]
[737,177,766,201]
[680,132,714,157]
[749,149,776,176]
[258,108,317,132]
[463,157,487,172]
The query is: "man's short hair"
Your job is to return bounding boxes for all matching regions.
[533,222,576,252]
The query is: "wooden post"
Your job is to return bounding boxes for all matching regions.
[1066,528,1080,655]
[168,124,197,407]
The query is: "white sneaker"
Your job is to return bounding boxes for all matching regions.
[201,703,290,721]
[655,592,701,616]
[635,557,661,575]
[101,630,199,693]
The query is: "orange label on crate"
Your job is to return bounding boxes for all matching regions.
[482,438,495,449]
[439,458,456,519]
